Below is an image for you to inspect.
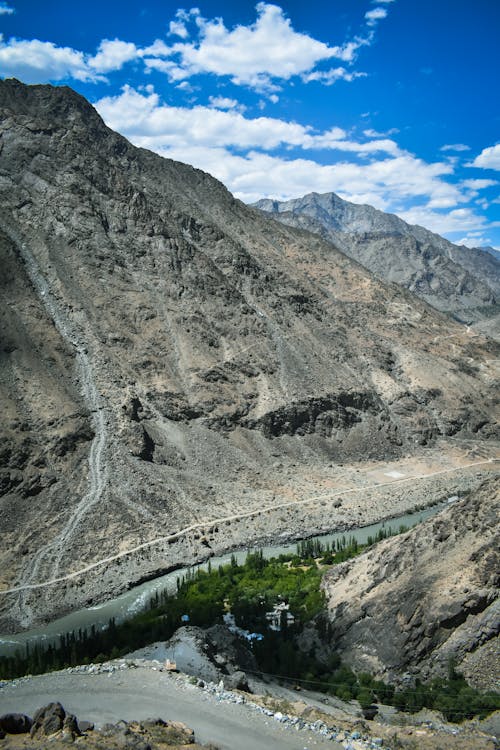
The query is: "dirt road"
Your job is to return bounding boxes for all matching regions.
[0,667,342,750]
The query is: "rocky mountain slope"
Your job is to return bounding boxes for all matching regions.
[0,79,498,630]
[253,192,500,320]
[321,478,499,689]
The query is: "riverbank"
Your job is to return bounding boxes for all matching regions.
[1,445,497,636]
[0,482,460,658]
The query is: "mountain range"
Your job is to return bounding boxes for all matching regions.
[253,192,500,324]
[0,79,498,633]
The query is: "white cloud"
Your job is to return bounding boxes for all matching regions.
[440,143,470,152]
[208,95,246,112]
[95,85,405,156]
[365,8,388,26]
[169,20,189,39]
[363,127,399,137]
[454,232,494,248]
[0,34,139,83]
[142,39,171,56]
[143,57,187,79]
[461,179,498,190]
[302,67,366,85]
[398,206,497,236]
[0,3,391,92]
[470,144,500,170]
[0,36,104,83]
[0,2,14,14]
[150,3,373,92]
[175,80,195,92]
[88,39,138,73]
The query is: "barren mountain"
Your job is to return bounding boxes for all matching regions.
[0,79,498,631]
[253,192,500,320]
[321,478,500,689]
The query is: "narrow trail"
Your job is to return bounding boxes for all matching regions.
[2,225,109,618]
[432,324,477,344]
[0,456,496,596]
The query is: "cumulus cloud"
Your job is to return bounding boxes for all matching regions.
[148,3,375,92]
[0,2,14,15]
[169,20,189,39]
[398,206,497,236]
[88,39,138,73]
[0,34,141,83]
[302,67,366,85]
[454,232,495,248]
[461,178,498,190]
[208,95,246,112]
[0,3,392,91]
[470,144,500,170]
[95,85,405,156]
[0,36,104,83]
[363,127,399,137]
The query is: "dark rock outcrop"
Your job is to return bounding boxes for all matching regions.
[0,713,32,734]
[30,701,66,737]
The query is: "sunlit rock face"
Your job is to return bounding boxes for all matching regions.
[254,191,500,319]
[321,478,500,689]
[0,78,498,630]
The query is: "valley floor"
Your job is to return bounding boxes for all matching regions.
[1,440,499,631]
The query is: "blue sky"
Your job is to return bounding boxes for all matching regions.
[1,0,499,248]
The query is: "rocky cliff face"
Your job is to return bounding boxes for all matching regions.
[253,192,500,321]
[0,79,498,630]
[321,478,499,689]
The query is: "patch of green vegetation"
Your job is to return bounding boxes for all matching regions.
[0,533,375,680]
[391,663,500,723]
[1,529,498,723]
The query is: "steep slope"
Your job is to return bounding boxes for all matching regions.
[0,79,498,630]
[321,478,500,690]
[253,192,500,320]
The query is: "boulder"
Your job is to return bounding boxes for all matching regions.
[78,720,95,733]
[0,713,32,734]
[225,670,250,692]
[62,713,81,740]
[30,702,66,737]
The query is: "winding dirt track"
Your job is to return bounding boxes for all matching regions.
[0,457,496,596]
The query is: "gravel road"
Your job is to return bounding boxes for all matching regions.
[0,667,343,750]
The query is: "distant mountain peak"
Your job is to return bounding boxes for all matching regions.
[253,191,500,320]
